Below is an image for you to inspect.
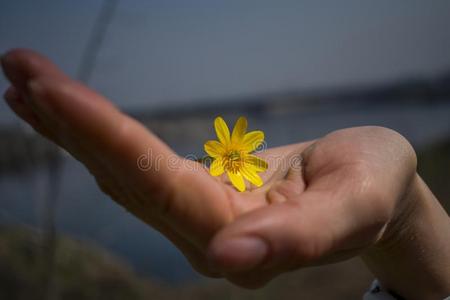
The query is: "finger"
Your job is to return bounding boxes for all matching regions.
[1,49,232,255]
[1,50,217,267]
[1,49,178,194]
[207,191,338,273]
[25,77,232,246]
[1,48,65,90]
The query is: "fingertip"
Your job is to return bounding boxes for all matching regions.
[1,49,36,89]
[1,48,64,91]
[1,48,36,71]
[2,48,47,67]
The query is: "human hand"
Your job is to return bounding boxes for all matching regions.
[2,49,449,299]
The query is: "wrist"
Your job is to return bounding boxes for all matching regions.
[362,173,450,300]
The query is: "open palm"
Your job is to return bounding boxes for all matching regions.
[2,49,417,288]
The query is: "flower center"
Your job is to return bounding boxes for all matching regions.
[223,150,243,173]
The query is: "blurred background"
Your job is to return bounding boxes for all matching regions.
[1,1,449,299]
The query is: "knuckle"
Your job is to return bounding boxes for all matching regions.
[364,126,417,169]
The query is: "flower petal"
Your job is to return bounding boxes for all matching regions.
[231,116,248,144]
[241,166,263,187]
[204,140,226,157]
[214,116,231,145]
[244,155,268,172]
[227,171,246,192]
[242,131,264,152]
[209,159,224,176]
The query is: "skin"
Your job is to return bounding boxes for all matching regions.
[2,49,450,300]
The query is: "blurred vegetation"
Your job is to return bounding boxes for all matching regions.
[0,226,166,300]
[0,138,448,300]
[0,225,373,300]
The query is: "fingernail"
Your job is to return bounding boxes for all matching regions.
[208,236,269,272]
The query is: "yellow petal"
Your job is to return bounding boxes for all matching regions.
[227,171,246,192]
[242,131,264,152]
[209,159,224,176]
[214,116,231,145]
[244,155,268,172]
[204,140,226,157]
[240,166,263,187]
[231,116,247,144]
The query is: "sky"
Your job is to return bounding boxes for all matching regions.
[1,0,450,124]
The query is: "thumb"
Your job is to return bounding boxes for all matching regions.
[206,191,341,276]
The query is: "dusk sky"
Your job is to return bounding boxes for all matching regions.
[1,0,450,124]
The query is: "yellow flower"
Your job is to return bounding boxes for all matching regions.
[204,116,268,192]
